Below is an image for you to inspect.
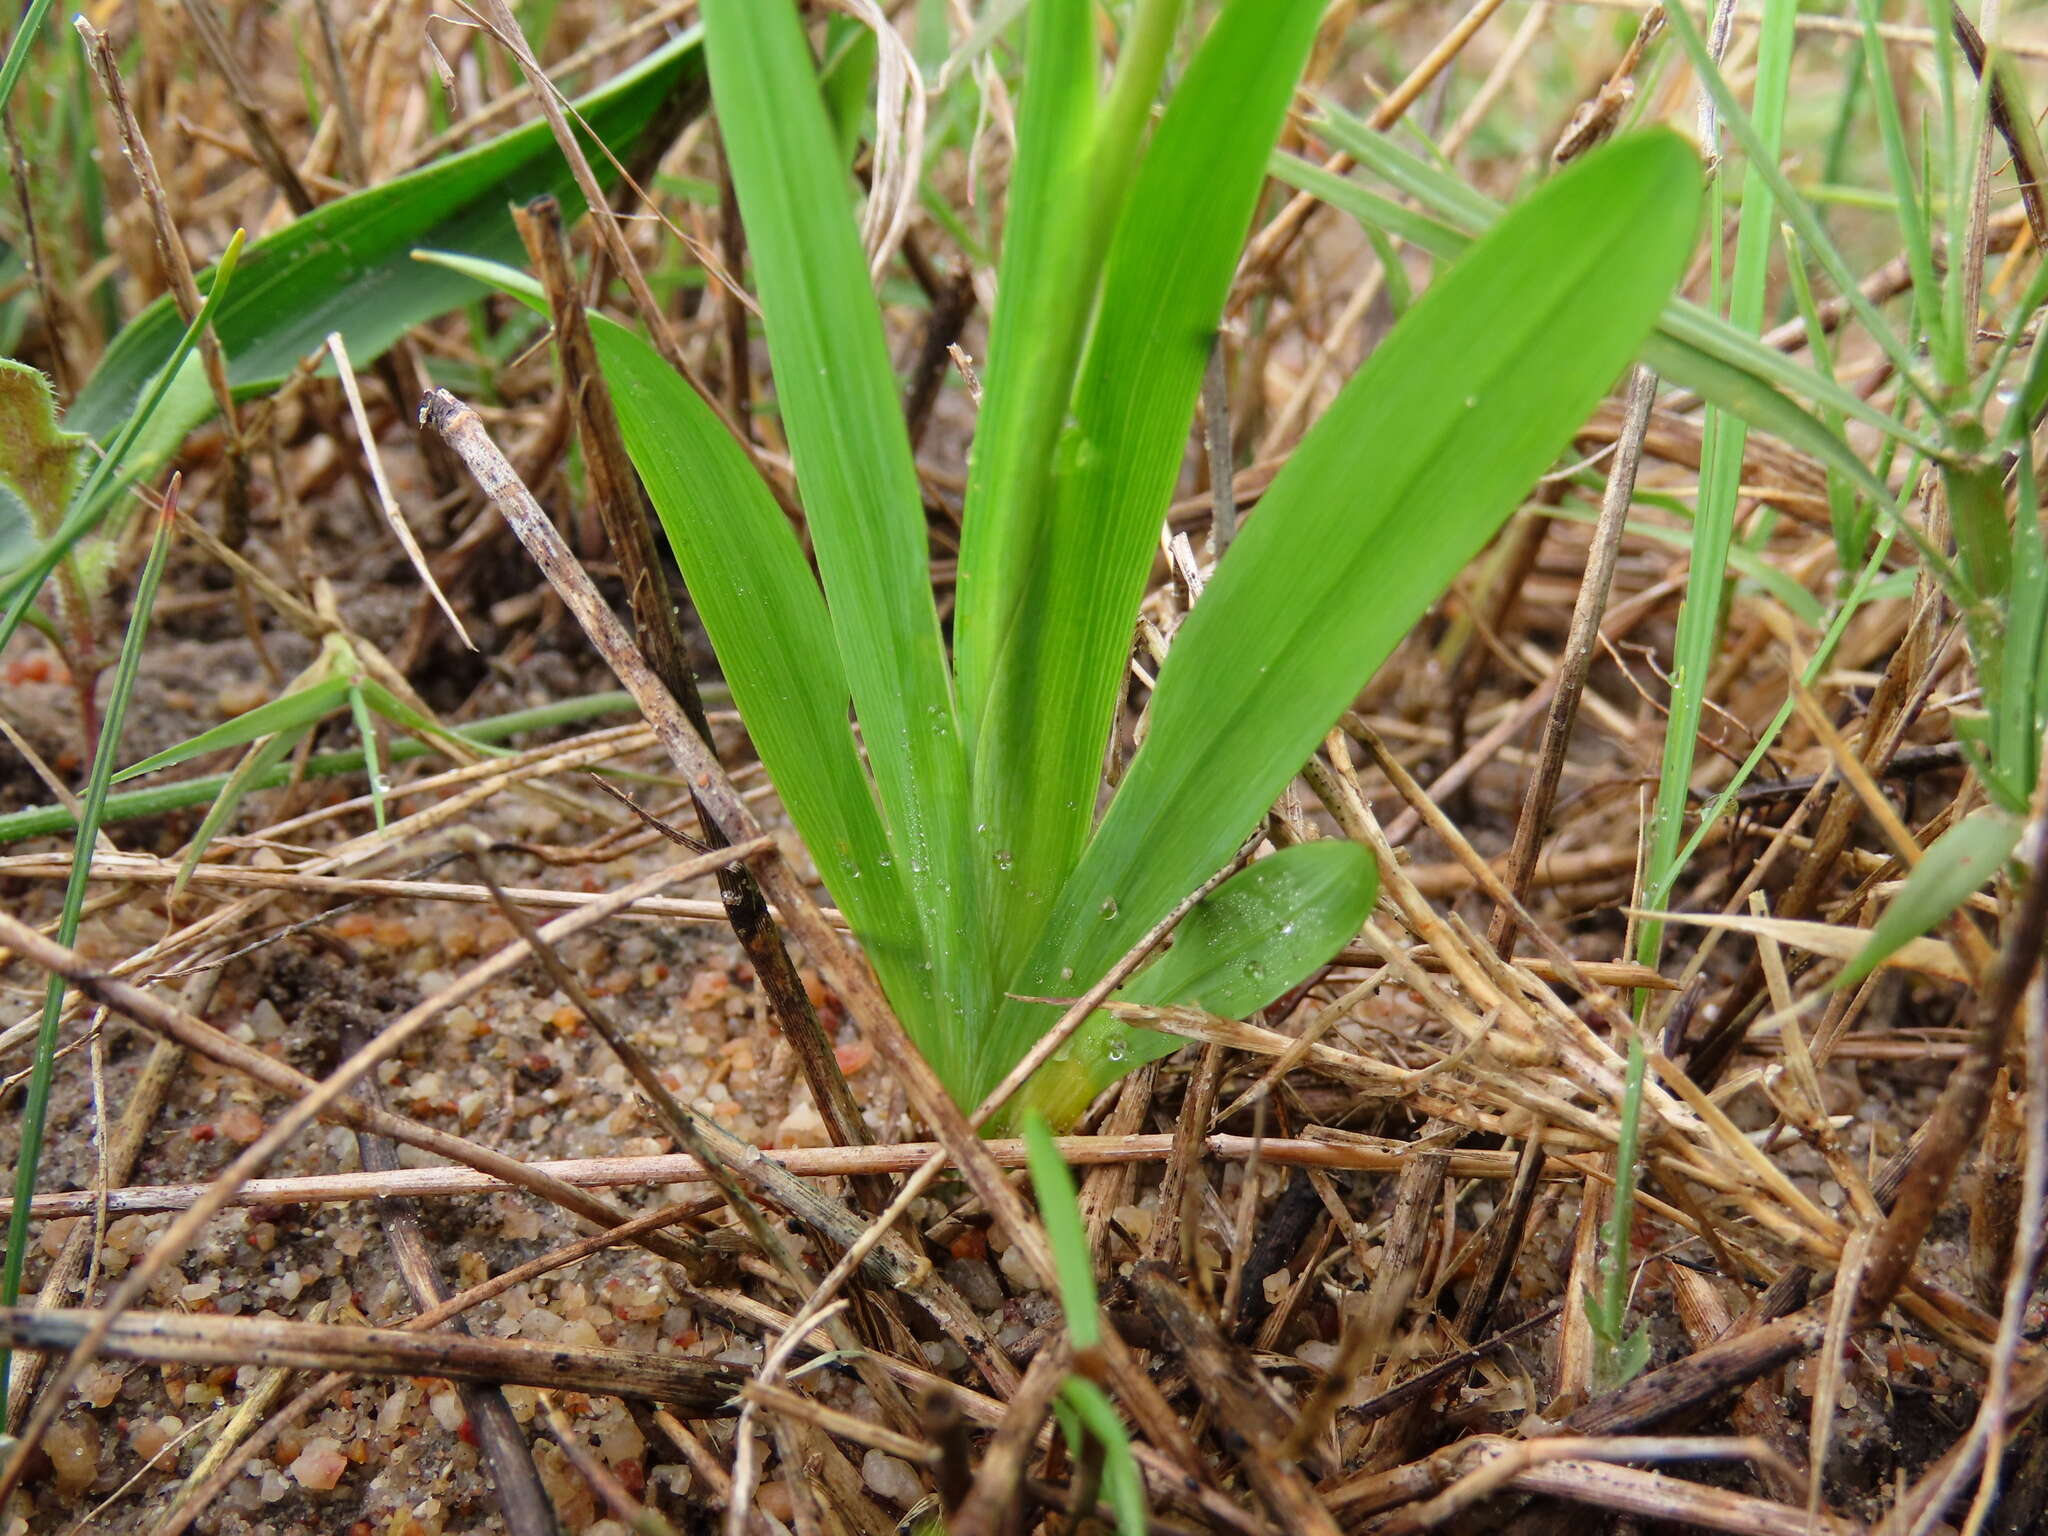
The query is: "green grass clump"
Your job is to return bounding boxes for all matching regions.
[443,0,1699,1128]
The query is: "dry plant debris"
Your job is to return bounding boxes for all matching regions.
[1,2,2047,1535]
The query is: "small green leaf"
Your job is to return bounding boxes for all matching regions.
[1838,810,2021,990]
[113,674,352,783]
[1122,841,1379,1017]
[1019,841,1379,1128]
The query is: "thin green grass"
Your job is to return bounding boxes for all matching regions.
[0,478,179,1402]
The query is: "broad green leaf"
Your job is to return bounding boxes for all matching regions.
[1838,810,2020,989]
[969,0,1326,986]
[703,0,988,1058]
[1023,841,1377,1126]
[62,31,707,489]
[114,674,352,783]
[1005,131,1701,1121]
[421,251,935,1063]
[1123,842,1379,1016]
[1022,1111,1100,1351]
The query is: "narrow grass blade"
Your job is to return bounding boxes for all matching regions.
[1659,0,1943,422]
[169,724,315,897]
[1639,0,1798,951]
[0,485,179,1401]
[950,0,1097,737]
[113,674,351,782]
[1838,810,2019,990]
[1003,131,1700,1120]
[421,251,935,1057]
[1851,0,1948,387]
[969,0,1326,984]
[0,230,243,652]
[1022,1110,1101,1351]
[702,0,987,1053]
[62,33,705,484]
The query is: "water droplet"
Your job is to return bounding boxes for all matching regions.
[1463,394,1478,409]
[1099,897,1119,920]
[994,849,1014,871]
[1104,1037,1128,1064]
[1059,966,1075,982]
[1242,959,1267,982]
[1279,921,1296,937]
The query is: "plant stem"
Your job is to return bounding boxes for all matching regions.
[0,692,641,845]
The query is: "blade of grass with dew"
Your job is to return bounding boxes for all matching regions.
[1027,840,1379,1127]
[969,0,1326,987]
[419,250,936,1060]
[0,229,243,654]
[0,691,641,844]
[0,482,177,1403]
[952,0,1178,742]
[57,31,706,504]
[702,0,988,1059]
[1837,809,2020,991]
[1001,131,1702,1123]
[1614,0,1797,1390]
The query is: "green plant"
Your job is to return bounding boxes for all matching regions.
[446,0,1698,1128]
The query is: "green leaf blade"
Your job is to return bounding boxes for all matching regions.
[703,0,987,1053]
[1839,811,2019,990]
[63,32,706,476]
